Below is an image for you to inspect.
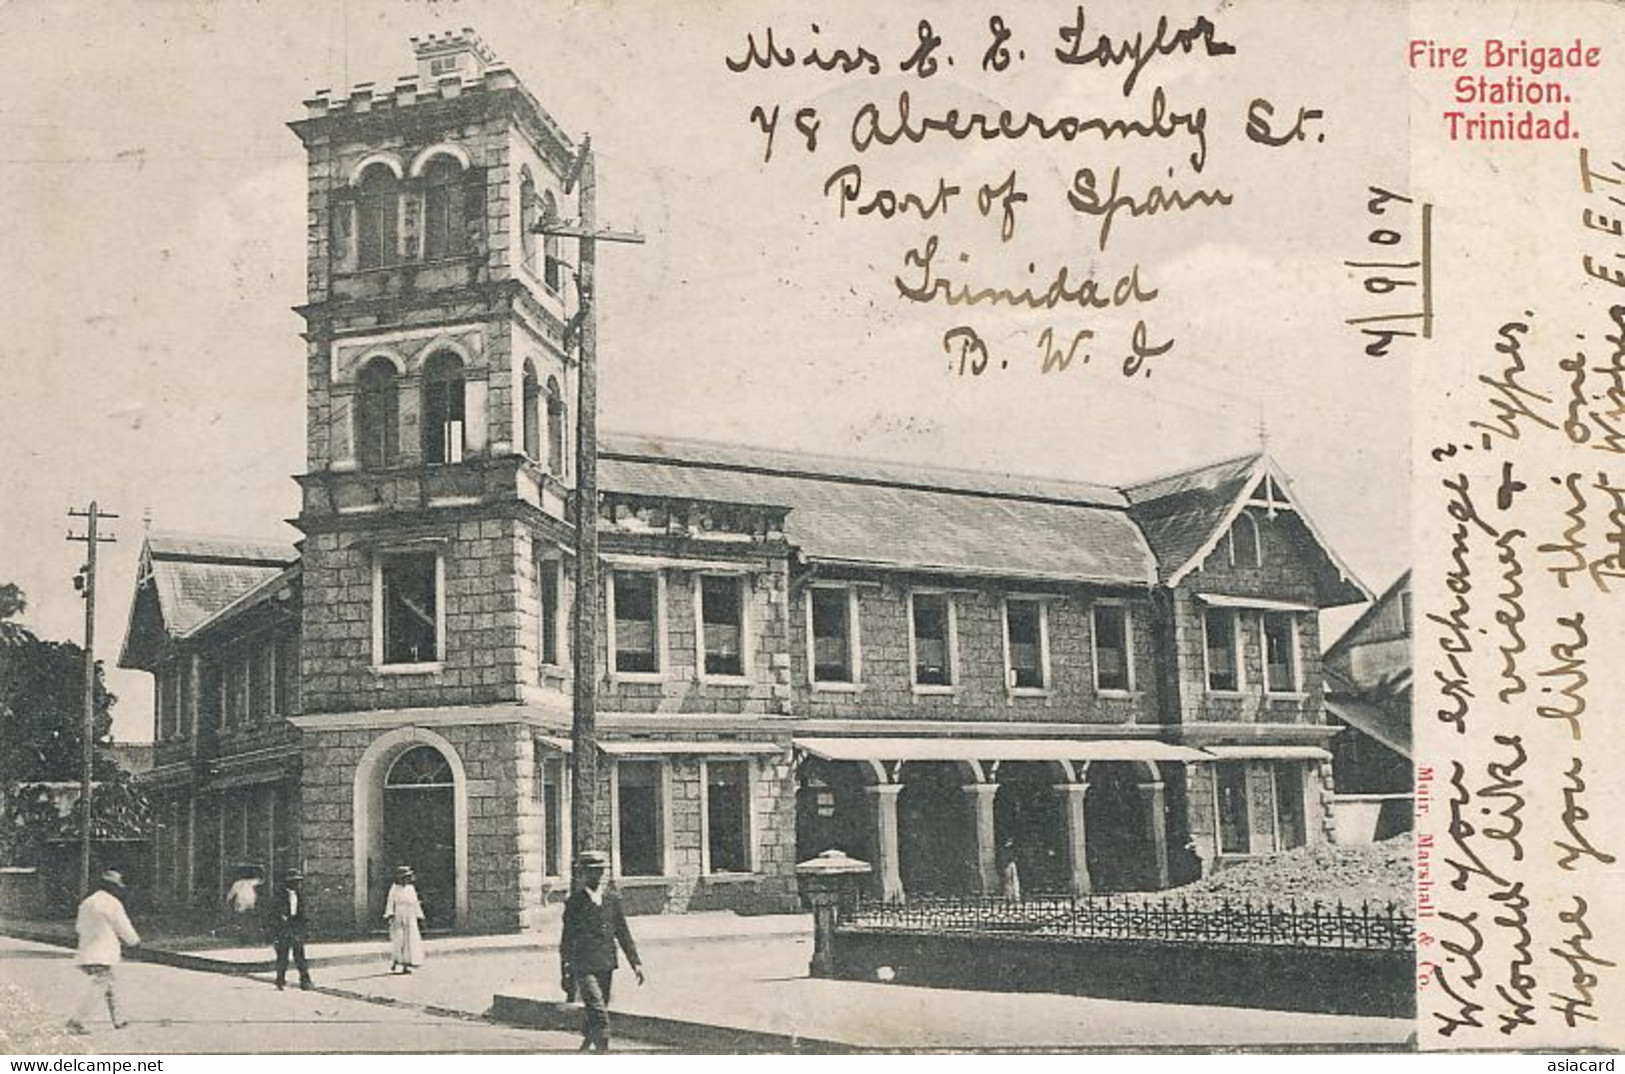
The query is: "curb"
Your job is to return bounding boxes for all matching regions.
[489,993,859,1054]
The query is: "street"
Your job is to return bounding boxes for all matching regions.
[0,936,627,1054]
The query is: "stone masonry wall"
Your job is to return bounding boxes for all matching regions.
[1171,509,1327,726]
[786,577,1161,724]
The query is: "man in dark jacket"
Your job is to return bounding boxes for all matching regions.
[267,869,313,991]
[559,850,643,1052]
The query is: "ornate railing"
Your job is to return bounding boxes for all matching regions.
[839,892,1414,953]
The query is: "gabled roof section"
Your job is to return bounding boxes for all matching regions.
[1325,569,1411,666]
[118,531,299,670]
[600,433,1157,586]
[1325,665,1413,757]
[1124,453,1371,607]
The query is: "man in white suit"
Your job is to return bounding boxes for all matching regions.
[66,869,141,1034]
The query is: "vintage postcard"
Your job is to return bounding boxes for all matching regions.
[0,0,1620,1057]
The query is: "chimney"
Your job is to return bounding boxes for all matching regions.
[410,28,496,87]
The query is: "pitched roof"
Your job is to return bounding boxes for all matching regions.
[118,531,298,668]
[600,433,1157,586]
[1123,453,1262,583]
[1325,569,1411,666]
[1325,663,1412,757]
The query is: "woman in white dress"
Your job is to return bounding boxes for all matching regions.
[384,865,426,974]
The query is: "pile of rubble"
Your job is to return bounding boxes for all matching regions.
[1172,836,1414,910]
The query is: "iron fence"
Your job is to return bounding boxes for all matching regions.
[839,892,1414,952]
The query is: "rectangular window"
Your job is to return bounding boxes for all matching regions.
[542,757,564,878]
[700,575,745,677]
[157,666,176,740]
[225,645,248,726]
[1204,607,1240,692]
[910,593,953,687]
[616,761,664,877]
[612,572,659,674]
[1005,599,1046,690]
[249,643,272,722]
[381,552,440,665]
[1092,603,1132,692]
[1273,762,1307,850]
[538,553,561,667]
[1216,763,1251,854]
[273,634,296,716]
[810,587,853,683]
[705,761,751,874]
[1263,612,1298,693]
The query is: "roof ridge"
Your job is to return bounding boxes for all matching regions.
[1122,450,1265,498]
[600,429,1126,508]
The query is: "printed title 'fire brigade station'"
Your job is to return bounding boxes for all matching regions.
[119,31,1372,934]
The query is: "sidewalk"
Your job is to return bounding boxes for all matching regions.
[1,911,1415,1051]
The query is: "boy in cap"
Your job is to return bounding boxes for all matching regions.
[559,849,643,1052]
[267,868,313,991]
[66,869,140,1034]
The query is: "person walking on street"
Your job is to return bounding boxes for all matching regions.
[384,865,425,974]
[66,869,140,1035]
[559,850,644,1052]
[267,868,313,991]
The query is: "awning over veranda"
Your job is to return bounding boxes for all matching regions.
[792,737,1210,765]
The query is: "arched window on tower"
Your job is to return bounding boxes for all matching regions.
[541,191,562,292]
[355,357,400,468]
[422,351,467,464]
[522,361,541,462]
[519,170,538,274]
[356,163,400,269]
[423,156,477,260]
[545,375,566,476]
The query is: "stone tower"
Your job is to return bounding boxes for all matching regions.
[287,30,579,932]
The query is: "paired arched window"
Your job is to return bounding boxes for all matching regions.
[356,163,400,269]
[423,156,478,260]
[519,171,538,274]
[545,375,566,476]
[541,191,562,292]
[422,351,467,464]
[522,361,541,462]
[355,357,400,468]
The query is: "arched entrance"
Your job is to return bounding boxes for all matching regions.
[993,762,1068,895]
[1085,762,1156,892]
[383,746,456,929]
[353,727,469,931]
[897,761,975,896]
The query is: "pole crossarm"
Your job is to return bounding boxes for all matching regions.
[66,502,117,898]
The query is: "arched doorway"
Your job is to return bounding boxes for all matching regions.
[352,727,469,931]
[383,746,456,929]
[897,762,974,896]
[1086,762,1155,892]
[993,763,1068,895]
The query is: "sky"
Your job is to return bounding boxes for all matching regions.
[0,1,1412,742]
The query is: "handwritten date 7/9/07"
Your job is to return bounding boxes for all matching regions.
[946,321,1173,378]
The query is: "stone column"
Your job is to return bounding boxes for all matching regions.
[962,783,1000,896]
[864,784,904,902]
[1137,780,1170,890]
[1054,782,1093,896]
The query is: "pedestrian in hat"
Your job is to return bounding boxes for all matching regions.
[65,869,140,1035]
[266,868,313,991]
[559,849,643,1052]
[384,864,425,974]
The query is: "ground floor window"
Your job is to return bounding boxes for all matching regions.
[704,760,751,874]
[616,761,664,876]
[1215,762,1251,854]
[542,756,566,878]
[1273,762,1307,849]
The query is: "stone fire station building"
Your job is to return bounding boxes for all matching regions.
[120,32,1372,934]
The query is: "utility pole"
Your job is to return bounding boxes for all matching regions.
[537,135,643,866]
[67,502,117,897]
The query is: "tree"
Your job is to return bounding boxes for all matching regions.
[0,585,148,863]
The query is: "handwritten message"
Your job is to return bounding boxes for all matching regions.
[1419,144,1624,1044]
[723,9,1328,380]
